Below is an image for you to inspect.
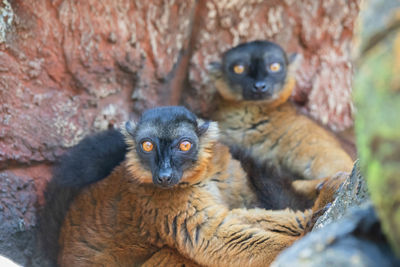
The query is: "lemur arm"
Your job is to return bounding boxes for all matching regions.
[142,247,200,267]
[165,204,311,267]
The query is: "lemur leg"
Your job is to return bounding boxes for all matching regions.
[59,248,131,267]
[142,247,201,267]
[171,207,313,267]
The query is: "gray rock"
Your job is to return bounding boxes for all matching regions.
[0,172,37,266]
[0,172,51,267]
[272,203,400,267]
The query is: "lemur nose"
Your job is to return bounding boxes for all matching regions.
[158,175,172,183]
[253,81,267,93]
[158,169,172,183]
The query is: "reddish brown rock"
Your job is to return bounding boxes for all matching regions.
[0,0,198,170]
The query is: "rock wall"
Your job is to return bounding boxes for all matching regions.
[0,0,359,265]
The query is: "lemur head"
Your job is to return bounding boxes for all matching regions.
[209,40,297,104]
[123,106,219,188]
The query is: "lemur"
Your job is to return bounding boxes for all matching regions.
[209,40,353,209]
[210,40,353,180]
[40,106,343,267]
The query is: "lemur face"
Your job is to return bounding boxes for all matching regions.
[125,106,211,188]
[220,41,289,101]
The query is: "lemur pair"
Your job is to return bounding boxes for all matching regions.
[40,41,353,266]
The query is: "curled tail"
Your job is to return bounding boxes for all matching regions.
[37,129,128,266]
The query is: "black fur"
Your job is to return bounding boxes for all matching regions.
[52,129,128,187]
[230,146,313,211]
[138,106,199,128]
[38,129,127,266]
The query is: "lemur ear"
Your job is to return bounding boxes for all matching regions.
[287,53,302,75]
[207,61,223,77]
[196,120,210,136]
[196,119,219,143]
[125,121,136,136]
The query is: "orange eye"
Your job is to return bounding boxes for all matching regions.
[269,62,281,72]
[233,64,245,74]
[179,141,192,152]
[142,141,154,152]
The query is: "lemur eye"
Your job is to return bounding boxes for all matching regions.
[179,141,192,152]
[269,62,281,72]
[233,64,245,74]
[142,141,154,152]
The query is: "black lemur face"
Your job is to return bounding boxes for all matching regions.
[126,106,209,189]
[222,40,289,101]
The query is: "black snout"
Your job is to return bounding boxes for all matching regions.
[156,168,173,187]
[252,81,268,93]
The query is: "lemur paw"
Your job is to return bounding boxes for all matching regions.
[312,171,349,213]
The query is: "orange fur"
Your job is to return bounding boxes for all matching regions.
[142,247,200,267]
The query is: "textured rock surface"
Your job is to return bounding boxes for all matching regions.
[0,0,360,265]
[0,171,38,266]
[272,203,400,267]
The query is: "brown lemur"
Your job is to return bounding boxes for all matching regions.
[44,106,337,267]
[209,40,353,205]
